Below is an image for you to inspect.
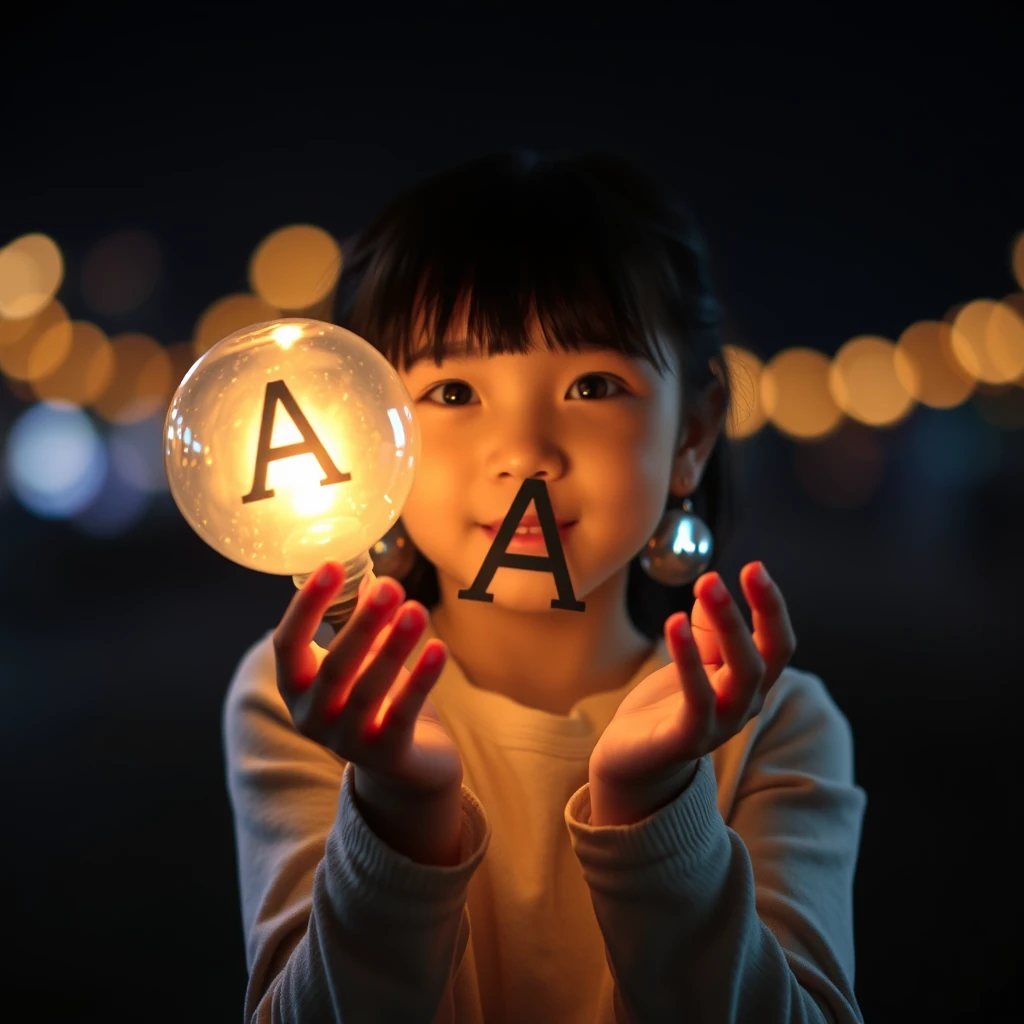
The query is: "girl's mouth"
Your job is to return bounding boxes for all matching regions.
[478,521,577,553]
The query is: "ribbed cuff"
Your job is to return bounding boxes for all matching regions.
[326,761,491,918]
[564,756,728,894]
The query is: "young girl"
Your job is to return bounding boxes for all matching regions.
[223,150,867,1023]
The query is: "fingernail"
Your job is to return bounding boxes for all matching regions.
[705,576,728,604]
[372,582,395,607]
[316,564,339,588]
[754,562,771,587]
[675,615,691,641]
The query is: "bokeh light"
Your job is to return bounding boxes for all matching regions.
[30,321,115,405]
[109,413,169,493]
[71,449,152,538]
[987,297,1024,383]
[722,345,767,439]
[80,229,162,316]
[3,402,107,518]
[1002,293,1024,387]
[893,320,976,409]
[950,299,1024,385]
[193,294,280,357]
[829,334,916,428]
[0,300,73,382]
[760,347,845,440]
[91,333,171,424]
[0,233,65,320]
[248,224,342,310]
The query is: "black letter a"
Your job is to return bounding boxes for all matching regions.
[241,380,350,504]
[457,479,585,612]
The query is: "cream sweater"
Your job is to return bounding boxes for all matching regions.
[223,618,866,1023]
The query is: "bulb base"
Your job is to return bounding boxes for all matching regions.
[293,549,376,637]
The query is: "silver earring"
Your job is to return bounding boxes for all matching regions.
[639,496,714,586]
[369,518,419,579]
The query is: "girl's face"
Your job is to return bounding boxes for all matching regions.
[395,309,688,613]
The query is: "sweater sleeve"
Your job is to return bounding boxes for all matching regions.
[222,633,492,1023]
[563,669,867,1024]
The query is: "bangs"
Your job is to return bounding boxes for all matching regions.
[343,154,678,376]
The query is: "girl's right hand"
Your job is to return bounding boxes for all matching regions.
[273,561,463,798]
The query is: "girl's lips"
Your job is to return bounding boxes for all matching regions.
[478,521,576,552]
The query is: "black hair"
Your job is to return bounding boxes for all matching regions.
[333,149,738,640]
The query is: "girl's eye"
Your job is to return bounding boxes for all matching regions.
[567,374,627,400]
[421,373,627,407]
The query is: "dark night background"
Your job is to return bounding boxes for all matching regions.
[1,4,1021,1022]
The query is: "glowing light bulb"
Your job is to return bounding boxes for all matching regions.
[164,318,420,629]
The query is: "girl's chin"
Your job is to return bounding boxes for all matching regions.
[443,563,603,610]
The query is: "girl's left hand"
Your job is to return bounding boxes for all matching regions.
[589,562,797,792]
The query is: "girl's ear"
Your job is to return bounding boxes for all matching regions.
[674,380,727,487]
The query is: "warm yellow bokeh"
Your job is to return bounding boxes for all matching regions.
[1012,231,1024,293]
[193,293,280,357]
[950,299,1024,385]
[0,311,35,349]
[92,333,172,424]
[0,233,65,320]
[1003,294,1024,388]
[894,320,975,409]
[828,334,916,427]
[721,345,767,439]
[248,224,342,310]
[760,347,845,440]
[31,321,115,405]
[0,300,72,381]
[985,298,1024,383]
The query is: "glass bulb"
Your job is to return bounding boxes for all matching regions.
[163,319,420,586]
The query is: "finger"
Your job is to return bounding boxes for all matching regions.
[368,638,448,737]
[273,561,346,707]
[325,600,426,730]
[312,577,406,720]
[355,569,378,612]
[739,562,797,696]
[693,572,766,723]
[688,577,723,666]
[666,613,716,743]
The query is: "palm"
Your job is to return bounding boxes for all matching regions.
[311,642,463,794]
[591,564,798,798]
[591,592,729,788]
[593,661,708,784]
